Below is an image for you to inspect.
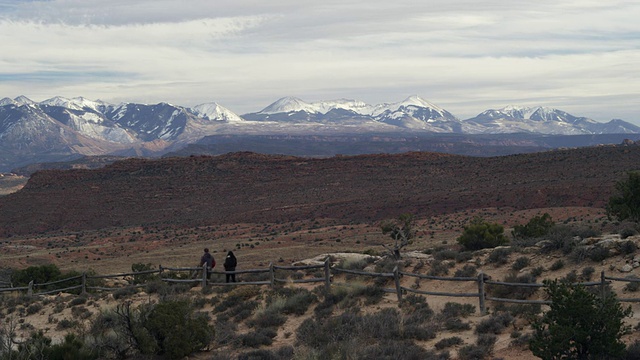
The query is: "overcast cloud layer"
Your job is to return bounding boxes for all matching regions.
[0,0,638,123]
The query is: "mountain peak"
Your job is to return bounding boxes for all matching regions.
[192,102,243,123]
[259,96,318,114]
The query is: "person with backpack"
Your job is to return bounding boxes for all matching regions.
[223,251,237,283]
[199,248,215,280]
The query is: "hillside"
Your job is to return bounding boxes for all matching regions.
[1,145,640,237]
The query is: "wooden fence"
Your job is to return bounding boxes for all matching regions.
[2,260,640,315]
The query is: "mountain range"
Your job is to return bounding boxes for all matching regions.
[1,95,639,171]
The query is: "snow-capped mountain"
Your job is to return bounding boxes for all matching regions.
[1,94,639,171]
[464,106,640,135]
[192,102,244,123]
[244,95,462,132]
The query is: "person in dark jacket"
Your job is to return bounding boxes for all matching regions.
[199,248,215,280]
[223,251,237,283]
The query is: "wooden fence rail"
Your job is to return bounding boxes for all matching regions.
[4,260,640,315]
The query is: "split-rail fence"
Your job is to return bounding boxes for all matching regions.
[2,260,640,315]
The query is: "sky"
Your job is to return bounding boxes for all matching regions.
[0,0,639,123]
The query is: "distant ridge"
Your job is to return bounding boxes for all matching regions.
[1,145,639,237]
[1,95,639,171]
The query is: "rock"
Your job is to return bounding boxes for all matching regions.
[619,264,634,273]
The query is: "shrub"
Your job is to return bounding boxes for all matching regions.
[11,264,62,287]
[530,280,632,359]
[549,259,564,271]
[56,318,78,330]
[96,300,214,360]
[619,240,638,255]
[358,340,440,360]
[143,300,214,359]
[434,249,458,261]
[475,312,514,334]
[454,265,477,278]
[455,251,473,263]
[620,227,638,239]
[435,336,463,350]
[581,266,595,281]
[130,263,158,284]
[587,245,611,262]
[457,218,509,251]
[543,225,578,254]
[624,276,640,292]
[607,171,640,223]
[113,286,138,299]
[444,317,471,331]
[513,213,555,239]
[531,266,544,277]
[457,334,496,360]
[441,302,476,318]
[491,273,538,300]
[511,256,530,271]
[282,290,316,315]
[26,303,43,315]
[240,328,277,348]
[486,248,511,266]
[248,310,287,329]
[69,297,87,307]
[428,260,451,276]
[563,270,578,283]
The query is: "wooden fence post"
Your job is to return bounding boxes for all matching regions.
[202,264,208,287]
[81,272,87,295]
[394,266,402,303]
[324,259,331,293]
[478,272,486,315]
[269,262,275,288]
[28,280,33,296]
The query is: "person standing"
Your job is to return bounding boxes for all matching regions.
[223,251,237,283]
[199,248,215,280]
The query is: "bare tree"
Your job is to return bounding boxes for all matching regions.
[381,213,416,260]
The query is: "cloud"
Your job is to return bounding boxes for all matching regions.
[0,0,638,123]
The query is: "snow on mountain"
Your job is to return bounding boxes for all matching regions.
[370,95,448,117]
[40,96,109,112]
[192,102,244,123]
[258,97,321,114]
[0,96,36,106]
[463,105,613,135]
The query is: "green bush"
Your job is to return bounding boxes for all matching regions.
[457,218,509,251]
[428,260,451,276]
[624,276,640,292]
[435,336,463,350]
[130,263,159,284]
[581,266,595,281]
[549,259,564,271]
[11,264,62,286]
[240,328,277,348]
[620,227,638,239]
[93,300,214,360]
[531,280,632,359]
[454,265,477,278]
[444,317,471,331]
[607,171,640,223]
[511,256,530,271]
[513,213,555,239]
[475,312,514,334]
[26,303,43,315]
[458,334,496,360]
[488,273,538,300]
[441,302,476,318]
[486,247,511,266]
